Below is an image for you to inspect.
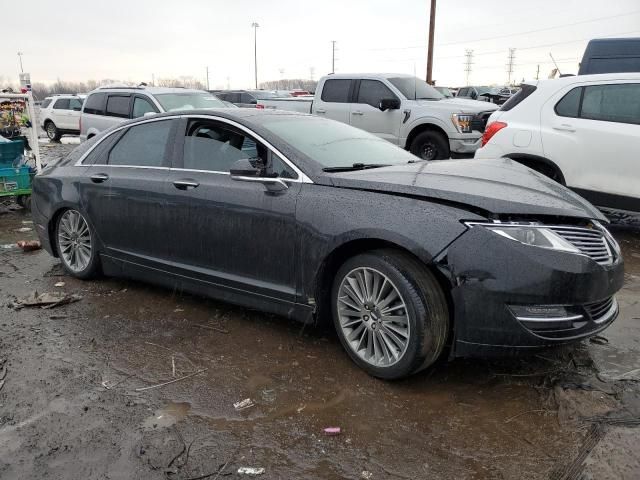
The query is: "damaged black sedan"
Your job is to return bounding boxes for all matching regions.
[31,110,624,379]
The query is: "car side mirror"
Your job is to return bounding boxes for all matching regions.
[230,158,260,177]
[379,98,401,111]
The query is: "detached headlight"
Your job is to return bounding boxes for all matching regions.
[451,113,474,133]
[466,222,580,253]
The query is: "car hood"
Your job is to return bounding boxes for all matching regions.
[326,158,605,220]
[410,98,498,114]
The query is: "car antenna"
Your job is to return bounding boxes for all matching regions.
[548,53,562,76]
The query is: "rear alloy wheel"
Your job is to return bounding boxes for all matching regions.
[45,121,61,141]
[410,131,450,160]
[55,209,100,278]
[332,250,449,379]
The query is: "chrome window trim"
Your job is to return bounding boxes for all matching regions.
[74,113,314,184]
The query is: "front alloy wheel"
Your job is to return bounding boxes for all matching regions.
[46,122,61,141]
[332,250,449,379]
[337,267,410,367]
[56,209,100,278]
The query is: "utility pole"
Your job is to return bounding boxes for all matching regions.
[535,64,540,80]
[464,49,474,86]
[426,0,436,85]
[310,67,315,81]
[205,66,209,90]
[151,73,155,86]
[506,48,516,85]
[252,22,260,89]
[17,52,24,73]
[331,41,336,74]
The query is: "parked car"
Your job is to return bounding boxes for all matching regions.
[32,109,623,379]
[40,94,84,141]
[257,73,498,160]
[475,73,640,213]
[80,86,227,141]
[213,90,285,108]
[456,86,512,105]
[579,37,640,75]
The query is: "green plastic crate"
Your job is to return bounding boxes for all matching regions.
[0,165,31,195]
[0,139,24,166]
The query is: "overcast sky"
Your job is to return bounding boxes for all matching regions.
[2,0,639,89]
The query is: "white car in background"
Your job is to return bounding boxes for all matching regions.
[39,94,84,141]
[475,73,640,213]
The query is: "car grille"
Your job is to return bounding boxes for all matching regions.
[548,226,614,266]
[585,297,616,323]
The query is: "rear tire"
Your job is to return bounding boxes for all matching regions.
[331,249,449,379]
[55,209,101,279]
[45,121,61,142]
[409,131,450,160]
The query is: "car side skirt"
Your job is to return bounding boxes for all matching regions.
[570,188,640,213]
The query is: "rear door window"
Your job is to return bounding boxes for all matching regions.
[53,98,70,110]
[83,93,106,115]
[108,120,173,167]
[105,95,131,118]
[321,79,351,103]
[240,92,256,104]
[69,98,83,111]
[356,80,396,108]
[41,98,52,109]
[580,83,640,125]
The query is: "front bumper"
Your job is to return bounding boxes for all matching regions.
[449,135,482,157]
[442,225,625,357]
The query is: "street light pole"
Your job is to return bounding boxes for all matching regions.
[17,52,24,73]
[251,22,260,89]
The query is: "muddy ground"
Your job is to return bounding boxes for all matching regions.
[0,140,639,479]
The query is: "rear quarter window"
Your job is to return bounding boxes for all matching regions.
[83,93,107,115]
[105,95,131,118]
[554,87,582,118]
[41,98,52,109]
[500,84,537,111]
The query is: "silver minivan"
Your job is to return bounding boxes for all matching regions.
[80,86,227,141]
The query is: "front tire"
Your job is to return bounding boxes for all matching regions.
[45,121,62,141]
[55,209,101,279]
[331,250,449,379]
[409,131,450,160]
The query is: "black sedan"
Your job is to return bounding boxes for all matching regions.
[31,109,624,379]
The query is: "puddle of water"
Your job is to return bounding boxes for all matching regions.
[142,401,191,430]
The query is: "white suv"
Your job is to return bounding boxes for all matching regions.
[475,73,640,213]
[39,94,84,141]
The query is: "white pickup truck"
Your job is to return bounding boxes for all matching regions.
[258,73,498,159]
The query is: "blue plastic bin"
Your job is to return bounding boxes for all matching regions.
[0,139,24,166]
[0,165,31,194]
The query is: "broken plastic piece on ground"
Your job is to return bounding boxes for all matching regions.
[361,471,373,479]
[17,240,41,252]
[589,335,609,345]
[15,227,32,233]
[234,398,255,410]
[323,427,341,435]
[12,291,82,309]
[237,467,265,475]
[54,281,65,287]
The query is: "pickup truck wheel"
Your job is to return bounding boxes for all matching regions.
[45,121,61,142]
[332,249,449,379]
[410,131,450,160]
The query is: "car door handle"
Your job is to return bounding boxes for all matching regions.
[90,173,109,183]
[351,111,364,116]
[552,123,576,132]
[315,109,326,114]
[173,179,199,190]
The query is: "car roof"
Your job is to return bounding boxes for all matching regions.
[88,86,210,95]
[524,71,640,88]
[323,73,415,80]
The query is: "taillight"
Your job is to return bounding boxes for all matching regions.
[481,121,507,146]
[256,104,265,109]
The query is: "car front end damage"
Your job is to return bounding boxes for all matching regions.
[436,220,624,357]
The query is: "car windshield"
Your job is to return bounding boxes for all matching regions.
[154,93,226,111]
[260,116,418,168]
[388,77,443,100]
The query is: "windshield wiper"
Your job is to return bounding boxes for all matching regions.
[322,163,392,172]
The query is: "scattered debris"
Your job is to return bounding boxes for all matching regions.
[14,227,32,233]
[589,335,609,345]
[174,308,184,313]
[54,281,65,287]
[16,240,41,252]
[260,388,276,403]
[361,471,373,479]
[237,467,265,475]
[504,409,551,424]
[49,314,68,320]
[135,368,208,392]
[10,291,82,309]
[234,398,255,411]
[172,355,176,378]
[323,427,341,435]
[296,404,306,413]
[194,324,229,334]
